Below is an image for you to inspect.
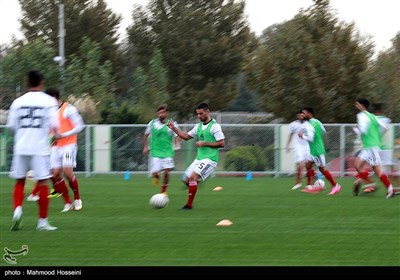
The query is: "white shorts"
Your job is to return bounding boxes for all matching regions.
[358,148,381,167]
[149,157,175,173]
[294,148,309,164]
[379,150,394,166]
[9,155,52,180]
[50,144,77,169]
[306,154,326,167]
[184,159,217,181]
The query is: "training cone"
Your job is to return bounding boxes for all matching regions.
[124,170,131,180]
[216,219,233,226]
[246,171,252,181]
[213,186,223,191]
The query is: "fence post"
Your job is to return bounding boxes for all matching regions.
[274,124,280,177]
[339,125,346,178]
[85,125,91,177]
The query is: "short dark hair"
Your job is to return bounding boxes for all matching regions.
[28,70,44,87]
[46,87,60,99]
[357,98,369,109]
[297,110,303,115]
[303,106,313,114]
[197,102,209,110]
[372,103,383,112]
[157,104,168,112]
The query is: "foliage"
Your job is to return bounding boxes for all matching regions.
[0,39,59,109]
[126,4,156,71]
[18,0,124,74]
[362,33,400,122]
[226,73,259,112]
[243,0,374,122]
[99,100,142,124]
[128,49,169,122]
[127,0,250,120]
[263,144,275,170]
[224,145,267,171]
[63,37,115,122]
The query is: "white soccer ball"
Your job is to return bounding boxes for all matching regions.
[314,179,325,188]
[149,193,169,209]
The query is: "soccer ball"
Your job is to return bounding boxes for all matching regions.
[314,179,325,188]
[149,193,169,209]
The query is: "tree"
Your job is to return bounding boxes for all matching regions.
[127,0,250,120]
[363,33,400,122]
[226,73,259,112]
[64,37,115,123]
[244,0,374,122]
[0,39,59,109]
[128,49,169,122]
[18,0,124,74]
[99,100,141,124]
[126,4,156,71]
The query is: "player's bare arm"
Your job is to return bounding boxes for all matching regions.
[167,120,192,141]
[196,139,225,148]
[142,133,150,155]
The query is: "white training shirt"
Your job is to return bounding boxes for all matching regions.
[376,115,391,134]
[7,91,59,155]
[376,115,392,150]
[187,120,225,141]
[288,120,309,151]
[59,103,85,138]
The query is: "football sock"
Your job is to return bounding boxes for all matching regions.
[187,181,198,208]
[31,182,40,196]
[323,170,336,186]
[13,181,25,209]
[53,178,72,204]
[38,185,49,219]
[380,174,391,189]
[68,175,80,200]
[358,171,371,182]
[306,169,315,185]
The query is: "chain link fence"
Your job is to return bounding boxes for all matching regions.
[1,123,399,177]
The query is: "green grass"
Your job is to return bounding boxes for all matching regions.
[0,174,399,266]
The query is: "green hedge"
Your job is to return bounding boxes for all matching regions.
[224,145,267,171]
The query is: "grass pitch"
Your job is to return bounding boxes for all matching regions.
[0,174,399,267]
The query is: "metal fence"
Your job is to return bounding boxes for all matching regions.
[1,123,399,177]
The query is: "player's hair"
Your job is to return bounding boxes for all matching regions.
[303,106,313,114]
[357,98,369,109]
[45,87,60,99]
[28,70,44,87]
[297,110,303,115]
[157,104,168,112]
[197,102,209,111]
[372,103,383,113]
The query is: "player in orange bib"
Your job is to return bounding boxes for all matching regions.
[28,87,85,212]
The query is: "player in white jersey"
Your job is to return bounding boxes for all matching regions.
[7,70,59,231]
[353,98,395,198]
[286,110,310,190]
[371,103,398,191]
